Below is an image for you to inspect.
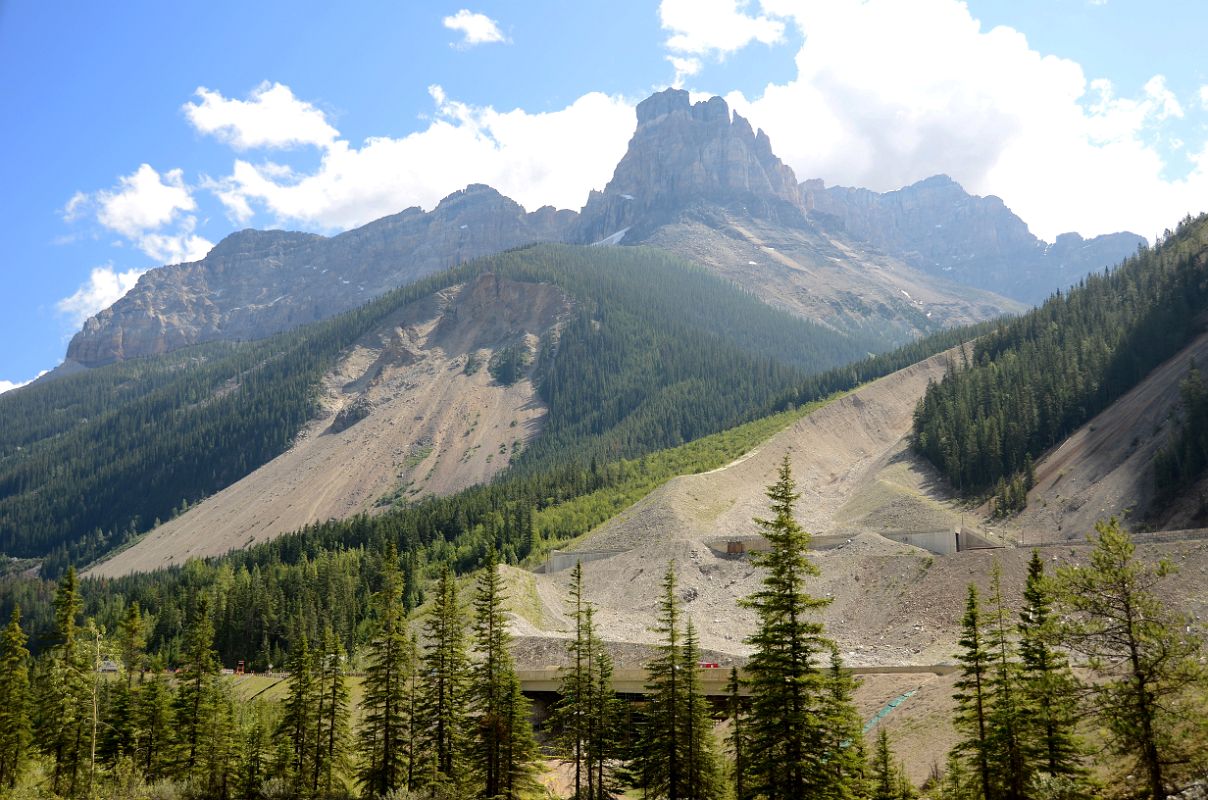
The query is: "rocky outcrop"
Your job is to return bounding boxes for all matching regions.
[571,89,806,244]
[66,185,576,366]
[804,175,1145,304]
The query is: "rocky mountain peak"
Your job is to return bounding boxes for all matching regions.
[572,89,805,244]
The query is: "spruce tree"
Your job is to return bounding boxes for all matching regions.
[681,619,723,800]
[725,667,750,800]
[470,548,539,800]
[313,625,352,797]
[985,565,1028,800]
[584,611,622,800]
[278,630,318,795]
[635,564,685,799]
[555,560,591,798]
[38,566,91,797]
[870,728,912,800]
[138,655,173,782]
[952,585,993,800]
[418,563,470,792]
[105,602,147,763]
[821,649,869,800]
[357,545,415,798]
[0,607,32,791]
[741,455,844,800]
[173,592,220,777]
[1054,519,1207,800]
[1017,551,1083,782]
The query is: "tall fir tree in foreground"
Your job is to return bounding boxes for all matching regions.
[1017,551,1084,785]
[278,629,318,795]
[869,728,913,800]
[952,584,993,800]
[554,561,622,800]
[358,545,416,798]
[742,455,859,800]
[725,667,750,800]
[634,563,723,800]
[173,592,220,779]
[314,625,352,797]
[38,566,91,797]
[1055,519,1207,800]
[0,607,32,791]
[419,563,471,793]
[471,548,539,800]
[984,565,1029,800]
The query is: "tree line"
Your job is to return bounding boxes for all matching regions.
[913,213,1208,511]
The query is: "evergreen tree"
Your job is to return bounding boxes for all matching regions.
[278,630,319,795]
[137,655,173,782]
[313,625,352,798]
[419,564,470,792]
[584,611,622,800]
[555,561,591,798]
[870,729,912,800]
[741,455,846,800]
[725,667,750,800]
[239,699,276,800]
[104,602,147,763]
[681,619,724,800]
[173,592,220,777]
[357,545,415,798]
[470,548,539,800]
[1017,551,1084,783]
[821,650,869,800]
[1054,519,1207,800]
[984,566,1028,800]
[196,676,240,800]
[0,607,32,791]
[38,566,90,797]
[952,585,993,800]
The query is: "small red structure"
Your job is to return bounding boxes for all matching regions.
[235,660,246,675]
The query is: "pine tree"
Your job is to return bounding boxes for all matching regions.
[313,625,352,797]
[38,566,91,797]
[584,611,622,800]
[1054,519,1207,800]
[821,650,869,800]
[196,676,240,800]
[471,548,539,800]
[278,630,318,795]
[105,602,147,763]
[1017,551,1083,782]
[357,545,415,798]
[0,607,33,791]
[555,560,591,798]
[984,565,1028,800]
[418,563,470,792]
[173,592,220,777]
[870,728,911,800]
[725,667,749,800]
[137,655,173,782]
[741,455,843,800]
[952,584,993,800]
[239,699,275,800]
[681,619,723,800]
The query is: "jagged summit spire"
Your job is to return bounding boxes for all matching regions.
[573,89,805,244]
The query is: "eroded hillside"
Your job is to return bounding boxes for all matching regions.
[88,274,570,577]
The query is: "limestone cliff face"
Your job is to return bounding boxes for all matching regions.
[66,185,575,366]
[572,89,805,244]
[804,175,1145,304]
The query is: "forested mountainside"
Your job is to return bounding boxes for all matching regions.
[912,212,1208,512]
[0,313,987,663]
[0,243,885,571]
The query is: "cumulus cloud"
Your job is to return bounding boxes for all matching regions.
[56,265,146,327]
[685,0,1208,240]
[184,82,339,150]
[0,371,48,395]
[660,0,784,55]
[70,164,214,264]
[207,85,634,230]
[443,9,509,47]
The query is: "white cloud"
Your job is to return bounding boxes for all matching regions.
[0,371,48,395]
[208,85,634,230]
[693,0,1208,240]
[443,9,509,47]
[97,164,195,239]
[56,265,146,327]
[660,0,784,56]
[184,82,339,150]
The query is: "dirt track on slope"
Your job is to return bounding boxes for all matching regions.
[88,276,570,578]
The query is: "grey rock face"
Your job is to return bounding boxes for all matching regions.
[572,89,805,244]
[66,184,576,366]
[804,175,1145,304]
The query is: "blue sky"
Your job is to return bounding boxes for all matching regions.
[3,0,1208,389]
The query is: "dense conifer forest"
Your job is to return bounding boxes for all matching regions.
[912,213,1208,511]
[0,243,887,570]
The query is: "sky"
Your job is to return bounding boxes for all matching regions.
[3,0,1208,391]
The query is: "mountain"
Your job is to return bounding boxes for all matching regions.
[65,184,576,366]
[804,174,1145,304]
[571,89,1025,343]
